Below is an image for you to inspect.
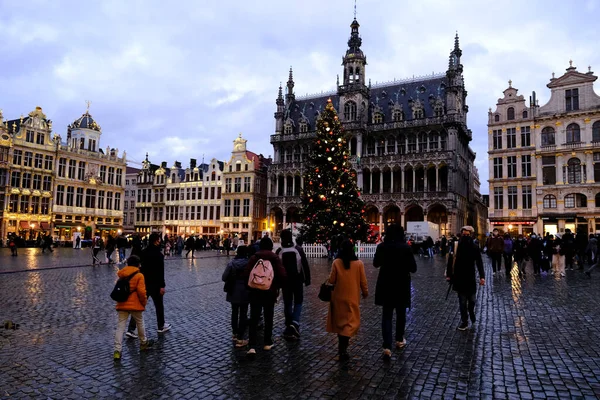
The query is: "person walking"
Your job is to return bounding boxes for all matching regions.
[244,237,286,358]
[92,235,103,265]
[113,255,154,361]
[125,233,172,338]
[75,235,81,249]
[223,237,231,256]
[105,234,116,264]
[562,229,576,270]
[552,235,566,278]
[373,224,417,360]
[440,235,448,257]
[117,233,128,264]
[8,235,18,257]
[130,234,142,258]
[326,239,369,362]
[185,235,195,258]
[502,233,514,275]
[446,226,485,331]
[485,228,504,275]
[276,229,311,340]
[222,245,250,347]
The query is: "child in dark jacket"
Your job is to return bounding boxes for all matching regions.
[222,246,250,347]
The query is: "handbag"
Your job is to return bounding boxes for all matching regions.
[318,280,334,302]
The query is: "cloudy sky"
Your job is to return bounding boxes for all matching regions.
[1,0,599,194]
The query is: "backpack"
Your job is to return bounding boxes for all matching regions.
[248,259,274,290]
[110,271,139,302]
[278,247,302,278]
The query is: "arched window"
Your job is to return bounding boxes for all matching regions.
[566,123,580,143]
[567,158,582,184]
[374,113,384,124]
[522,110,528,119]
[284,123,292,134]
[543,195,557,208]
[494,114,500,122]
[348,67,354,83]
[593,121,600,142]
[541,127,555,146]
[507,107,515,120]
[386,136,395,154]
[565,193,587,208]
[429,132,439,150]
[414,108,424,119]
[344,101,357,121]
[434,105,444,117]
[299,122,308,133]
[392,109,403,122]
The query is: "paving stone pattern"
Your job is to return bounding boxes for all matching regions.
[1,248,599,399]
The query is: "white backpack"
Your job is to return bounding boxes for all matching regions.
[248,259,274,290]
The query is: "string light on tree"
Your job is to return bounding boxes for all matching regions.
[300,98,367,243]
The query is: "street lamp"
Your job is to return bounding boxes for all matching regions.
[117,229,122,235]
[77,226,81,232]
[508,224,513,231]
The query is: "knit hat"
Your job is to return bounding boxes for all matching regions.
[461,226,474,233]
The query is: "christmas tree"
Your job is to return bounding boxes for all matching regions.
[300,98,367,244]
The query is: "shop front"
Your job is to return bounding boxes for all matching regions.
[489,220,536,237]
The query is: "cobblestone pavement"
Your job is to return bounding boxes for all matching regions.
[1,250,599,399]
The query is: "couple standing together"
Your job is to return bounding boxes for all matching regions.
[326,224,484,361]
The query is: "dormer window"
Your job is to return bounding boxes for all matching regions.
[507,107,515,121]
[373,113,384,124]
[392,110,404,122]
[413,109,424,119]
[434,105,444,117]
[299,122,308,133]
[566,88,579,111]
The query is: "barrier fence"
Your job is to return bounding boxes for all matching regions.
[300,243,378,259]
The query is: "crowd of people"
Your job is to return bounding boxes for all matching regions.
[484,227,598,278]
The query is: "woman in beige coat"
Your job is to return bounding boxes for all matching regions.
[326,239,368,361]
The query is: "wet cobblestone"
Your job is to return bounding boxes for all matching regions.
[1,249,599,399]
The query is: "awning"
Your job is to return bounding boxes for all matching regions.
[40,222,50,230]
[19,221,30,229]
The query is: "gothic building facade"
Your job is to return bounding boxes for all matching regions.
[267,18,483,239]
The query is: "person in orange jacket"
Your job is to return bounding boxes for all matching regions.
[113,255,154,361]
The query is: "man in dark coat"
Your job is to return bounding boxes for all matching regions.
[373,224,417,359]
[446,226,485,331]
[126,233,171,338]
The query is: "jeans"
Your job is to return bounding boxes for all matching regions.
[458,293,476,324]
[248,295,275,347]
[231,303,249,340]
[503,253,513,274]
[382,305,406,350]
[128,290,164,331]
[283,280,304,326]
[490,253,502,273]
[119,248,127,263]
[115,311,147,352]
[92,248,101,263]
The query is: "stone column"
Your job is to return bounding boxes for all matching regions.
[356,132,363,157]
[379,211,384,236]
[556,154,564,184]
[283,175,288,196]
[390,170,394,193]
[380,172,384,194]
[282,213,287,230]
[424,168,428,192]
[292,176,296,196]
[357,169,363,190]
[412,169,416,192]
[585,151,594,183]
[400,166,404,192]
[300,175,304,191]
[535,155,543,185]
[435,167,439,192]
[369,170,373,194]
[267,176,272,195]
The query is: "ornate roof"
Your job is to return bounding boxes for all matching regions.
[284,75,447,132]
[69,110,101,132]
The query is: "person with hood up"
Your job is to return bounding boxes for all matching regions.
[222,246,250,347]
[373,224,417,360]
[446,226,485,331]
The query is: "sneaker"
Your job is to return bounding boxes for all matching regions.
[382,349,392,359]
[246,348,256,358]
[125,331,138,339]
[157,323,172,333]
[396,339,407,349]
[113,351,121,361]
[235,339,249,348]
[458,322,469,331]
[289,323,300,338]
[140,339,155,351]
[263,344,274,351]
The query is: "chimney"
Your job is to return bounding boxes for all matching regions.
[190,158,197,169]
[161,161,167,168]
[175,161,182,169]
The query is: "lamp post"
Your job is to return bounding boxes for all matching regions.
[30,223,35,241]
